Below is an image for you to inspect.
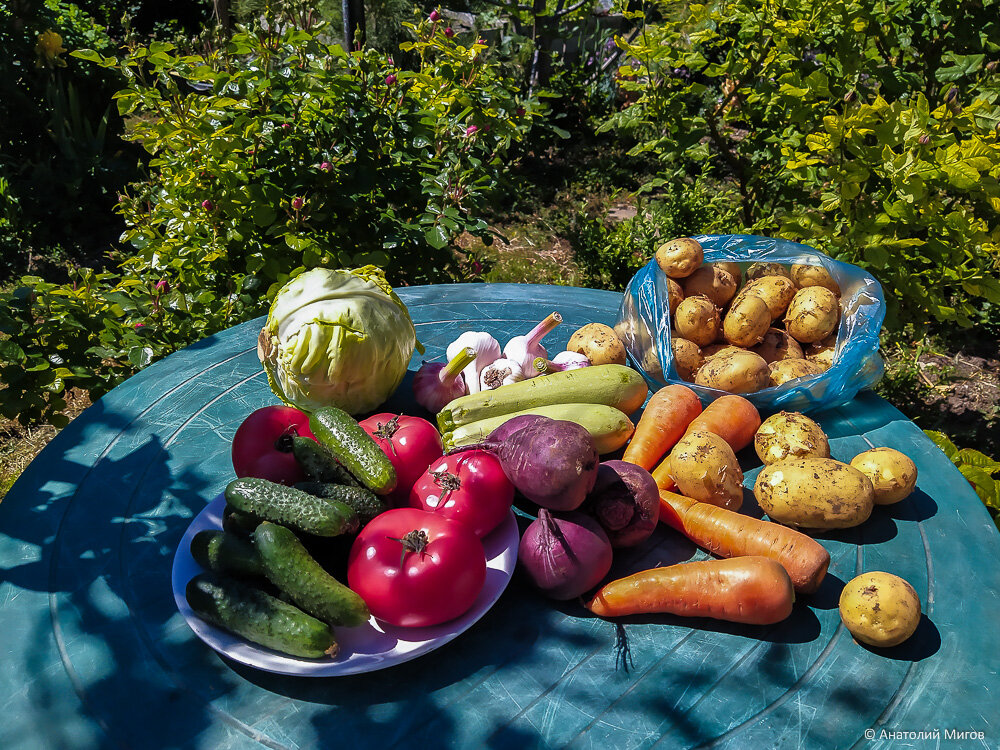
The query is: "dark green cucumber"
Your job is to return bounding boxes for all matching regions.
[190,529,265,578]
[225,477,358,537]
[309,406,396,495]
[294,482,387,526]
[185,572,337,659]
[222,504,263,539]
[291,436,362,487]
[255,522,370,627]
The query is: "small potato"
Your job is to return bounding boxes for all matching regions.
[716,261,742,286]
[746,262,793,283]
[670,336,703,381]
[768,358,826,386]
[753,328,804,364]
[568,323,627,366]
[667,277,685,316]
[736,275,798,320]
[806,335,837,370]
[754,457,875,530]
[655,237,704,279]
[754,411,831,465]
[701,343,744,360]
[695,350,770,394]
[839,571,921,647]
[668,429,744,510]
[641,346,664,379]
[682,264,739,307]
[791,263,841,296]
[785,286,840,343]
[850,448,918,505]
[673,295,721,347]
[723,294,771,347]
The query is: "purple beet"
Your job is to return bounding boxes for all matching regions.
[582,460,659,548]
[518,509,613,600]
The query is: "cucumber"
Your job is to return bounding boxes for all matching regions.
[222,504,263,539]
[291,436,361,487]
[185,572,337,659]
[225,477,359,537]
[436,364,649,431]
[255,522,370,627]
[294,482,387,526]
[190,529,265,578]
[309,406,397,495]
[444,402,635,455]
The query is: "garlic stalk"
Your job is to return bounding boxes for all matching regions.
[413,346,478,413]
[480,357,525,390]
[533,351,591,375]
[502,312,562,378]
[446,331,501,395]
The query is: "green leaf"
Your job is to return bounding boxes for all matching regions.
[956,449,1000,474]
[128,346,155,369]
[0,340,26,363]
[943,162,979,189]
[924,430,958,460]
[424,224,450,249]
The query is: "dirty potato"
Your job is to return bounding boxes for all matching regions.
[667,277,685,316]
[701,343,745,360]
[753,328,804,364]
[723,294,771,347]
[785,286,840,343]
[673,295,721,347]
[668,429,744,510]
[682,264,739,307]
[670,336,703,381]
[791,263,841,296]
[567,323,627,365]
[695,349,770,393]
[754,457,875,530]
[746,262,793,282]
[839,572,921,647]
[806,335,837,370]
[768,358,826,386]
[716,261,742,286]
[850,448,918,505]
[736,275,798,320]
[655,237,704,279]
[754,411,831,465]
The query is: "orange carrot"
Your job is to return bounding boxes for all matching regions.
[585,556,794,625]
[658,489,830,593]
[621,384,702,471]
[651,394,761,490]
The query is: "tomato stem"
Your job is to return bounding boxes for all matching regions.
[373,415,402,440]
[386,529,429,569]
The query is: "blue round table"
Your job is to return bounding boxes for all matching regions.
[1,283,998,749]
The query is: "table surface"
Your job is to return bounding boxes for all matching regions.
[2,283,999,750]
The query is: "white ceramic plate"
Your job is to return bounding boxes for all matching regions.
[172,493,520,676]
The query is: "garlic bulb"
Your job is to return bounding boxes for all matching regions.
[446,331,501,394]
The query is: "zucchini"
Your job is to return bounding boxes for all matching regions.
[444,402,635,455]
[309,406,397,495]
[291,435,361,487]
[255,522,370,627]
[190,529,265,579]
[294,482,387,526]
[186,572,337,659]
[437,364,648,431]
[225,477,359,537]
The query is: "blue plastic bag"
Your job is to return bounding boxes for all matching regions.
[617,234,886,414]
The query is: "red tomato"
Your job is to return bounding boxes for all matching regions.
[359,413,443,503]
[231,405,314,485]
[347,508,486,628]
[409,451,514,538]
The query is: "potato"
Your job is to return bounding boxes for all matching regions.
[746,262,793,282]
[682,264,738,307]
[668,429,744,510]
[673,295,720,347]
[839,572,921,647]
[791,263,841,296]
[667,277,685,316]
[785,286,840,343]
[716,261,742,286]
[754,411,831,465]
[768,358,826,386]
[806,335,837,370]
[753,327,804,364]
[736,275,798,320]
[695,349,770,393]
[701,343,744,360]
[723,294,771,347]
[641,346,663,379]
[655,237,704,279]
[670,336,703,381]
[754,457,875,530]
[850,448,918,505]
[567,323,627,366]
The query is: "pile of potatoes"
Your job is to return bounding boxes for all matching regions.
[655,237,843,394]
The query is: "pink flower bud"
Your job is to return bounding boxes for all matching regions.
[134,322,146,330]
[155,279,169,293]
[388,57,394,65]
[201,199,214,211]
[478,38,486,45]
[292,197,304,210]
[281,123,291,130]
[444,27,454,38]
[386,74,397,85]
[465,125,479,136]
[429,9,440,21]
[319,161,333,172]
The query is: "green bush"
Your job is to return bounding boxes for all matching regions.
[0,11,539,426]
[605,0,1000,331]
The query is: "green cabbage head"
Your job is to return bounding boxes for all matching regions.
[258,266,420,415]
